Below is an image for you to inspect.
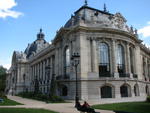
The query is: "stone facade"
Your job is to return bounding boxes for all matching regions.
[5,5,150,103]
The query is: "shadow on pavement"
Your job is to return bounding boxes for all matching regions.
[114,111,137,113]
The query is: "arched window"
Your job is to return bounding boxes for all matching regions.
[120,84,131,97]
[117,44,125,77]
[101,86,112,98]
[99,43,110,77]
[129,47,134,74]
[64,46,70,78]
[134,84,139,96]
[65,47,70,66]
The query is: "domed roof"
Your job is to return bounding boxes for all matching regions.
[63,5,136,33]
[37,29,45,40]
[25,42,37,58]
[24,29,49,58]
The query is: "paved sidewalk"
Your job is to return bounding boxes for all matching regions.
[0,96,115,113]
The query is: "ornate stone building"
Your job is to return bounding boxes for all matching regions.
[6,4,150,103]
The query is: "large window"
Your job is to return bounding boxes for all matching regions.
[117,44,125,77]
[99,43,110,77]
[64,46,70,78]
[129,47,134,74]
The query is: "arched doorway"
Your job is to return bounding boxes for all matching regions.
[134,84,139,96]
[120,84,131,97]
[60,85,68,96]
[101,85,113,98]
[146,85,149,95]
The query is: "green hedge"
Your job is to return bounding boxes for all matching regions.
[17,92,64,103]
[0,92,7,99]
[147,96,150,102]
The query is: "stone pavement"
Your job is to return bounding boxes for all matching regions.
[0,96,115,113]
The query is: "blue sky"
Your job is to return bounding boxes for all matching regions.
[0,0,150,69]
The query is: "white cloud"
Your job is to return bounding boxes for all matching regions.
[138,23,150,38]
[0,58,11,70]
[0,0,23,18]
[142,42,150,48]
[3,64,11,69]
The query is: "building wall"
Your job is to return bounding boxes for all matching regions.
[6,5,150,103]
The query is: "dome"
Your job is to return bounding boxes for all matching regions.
[24,29,49,58]
[25,42,37,58]
[37,29,45,40]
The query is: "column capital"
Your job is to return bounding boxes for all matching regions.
[86,37,96,41]
[111,38,116,42]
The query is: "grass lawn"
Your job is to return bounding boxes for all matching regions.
[0,108,58,113]
[0,98,23,106]
[92,102,150,113]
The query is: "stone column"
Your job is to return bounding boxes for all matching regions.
[133,48,136,75]
[35,64,37,79]
[126,43,131,73]
[115,85,121,98]
[90,38,94,72]
[43,60,46,82]
[38,63,40,80]
[126,43,133,78]
[32,65,35,80]
[31,66,33,82]
[42,61,44,81]
[50,57,52,80]
[134,45,141,79]
[112,39,119,78]
[41,61,43,81]
[145,58,149,81]
[40,62,43,88]
[39,62,41,80]
[92,38,98,72]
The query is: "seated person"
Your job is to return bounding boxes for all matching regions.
[76,101,98,113]
[82,101,90,108]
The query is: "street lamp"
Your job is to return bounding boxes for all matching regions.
[71,52,80,106]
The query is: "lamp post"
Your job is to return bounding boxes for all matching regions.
[71,52,80,106]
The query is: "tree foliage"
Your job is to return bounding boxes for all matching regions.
[0,66,7,92]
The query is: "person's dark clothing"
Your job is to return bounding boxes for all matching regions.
[75,101,97,113]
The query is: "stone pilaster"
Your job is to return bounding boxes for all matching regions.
[90,38,94,72]
[112,39,119,78]
[145,58,149,81]
[43,60,45,81]
[92,38,98,72]
[126,43,131,74]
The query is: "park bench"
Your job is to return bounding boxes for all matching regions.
[76,105,99,113]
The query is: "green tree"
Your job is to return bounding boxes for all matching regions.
[0,66,7,92]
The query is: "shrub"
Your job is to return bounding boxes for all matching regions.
[0,92,7,99]
[49,95,64,103]
[17,92,64,103]
[147,96,150,102]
